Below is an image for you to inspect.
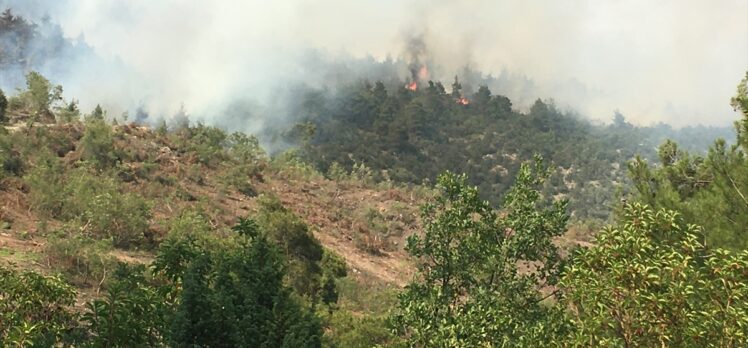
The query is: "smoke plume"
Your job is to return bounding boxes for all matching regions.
[0,0,746,128]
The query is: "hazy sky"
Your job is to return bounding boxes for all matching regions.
[3,0,747,126]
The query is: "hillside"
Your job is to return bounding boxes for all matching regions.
[0,118,431,283]
[276,79,732,221]
[3,3,748,346]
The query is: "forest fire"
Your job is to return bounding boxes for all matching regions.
[406,65,429,91]
[417,66,429,80]
[457,97,470,105]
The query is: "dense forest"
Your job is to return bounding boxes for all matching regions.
[280,77,732,221]
[2,8,748,348]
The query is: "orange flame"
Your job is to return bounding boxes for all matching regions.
[406,65,429,91]
[417,66,429,80]
[457,97,470,105]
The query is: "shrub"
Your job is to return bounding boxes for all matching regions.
[324,311,399,348]
[173,123,228,167]
[46,232,117,287]
[227,131,266,167]
[0,129,23,180]
[155,217,324,347]
[25,152,66,217]
[0,88,7,123]
[0,265,80,346]
[82,263,171,347]
[80,118,117,170]
[561,203,748,347]
[218,164,257,197]
[270,149,323,180]
[27,165,152,248]
[55,100,80,123]
[391,160,571,346]
[255,195,324,297]
[62,169,152,247]
[25,71,62,117]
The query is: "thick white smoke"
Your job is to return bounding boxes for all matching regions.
[1,0,747,128]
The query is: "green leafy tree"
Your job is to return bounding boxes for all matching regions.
[80,118,118,170]
[0,265,81,346]
[561,203,748,347]
[391,157,571,347]
[319,251,348,310]
[0,128,23,180]
[156,217,324,347]
[89,104,105,120]
[0,88,7,123]
[628,72,748,249]
[255,195,325,298]
[82,264,171,347]
[24,71,62,119]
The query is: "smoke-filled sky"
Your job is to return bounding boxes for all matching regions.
[2,0,747,127]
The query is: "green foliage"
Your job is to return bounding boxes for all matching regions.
[287,81,730,221]
[80,118,117,170]
[324,311,399,348]
[219,131,267,195]
[391,158,571,347]
[24,71,63,118]
[46,233,117,286]
[159,217,324,347]
[319,251,348,309]
[173,123,229,167]
[0,128,23,180]
[561,203,748,347]
[63,169,151,247]
[0,88,7,123]
[629,72,748,250]
[0,265,80,347]
[88,104,105,121]
[255,194,326,299]
[25,152,67,216]
[27,165,152,248]
[270,149,324,180]
[55,100,80,123]
[82,263,171,347]
[227,131,267,165]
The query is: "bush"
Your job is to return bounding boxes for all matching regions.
[0,265,80,346]
[561,203,748,347]
[25,71,62,117]
[391,162,571,347]
[80,118,117,170]
[155,217,324,347]
[0,129,23,180]
[62,168,152,247]
[27,165,153,247]
[25,152,66,217]
[46,232,117,287]
[171,123,228,167]
[324,311,399,348]
[82,263,171,347]
[227,131,266,167]
[7,72,62,122]
[255,195,324,297]
[0,88,7,123]
[270,149,323,180]
[218,164,257,197]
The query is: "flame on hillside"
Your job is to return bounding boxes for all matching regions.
[417,66,429,80]
[405,65,429,91]
[457,97,470,105]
